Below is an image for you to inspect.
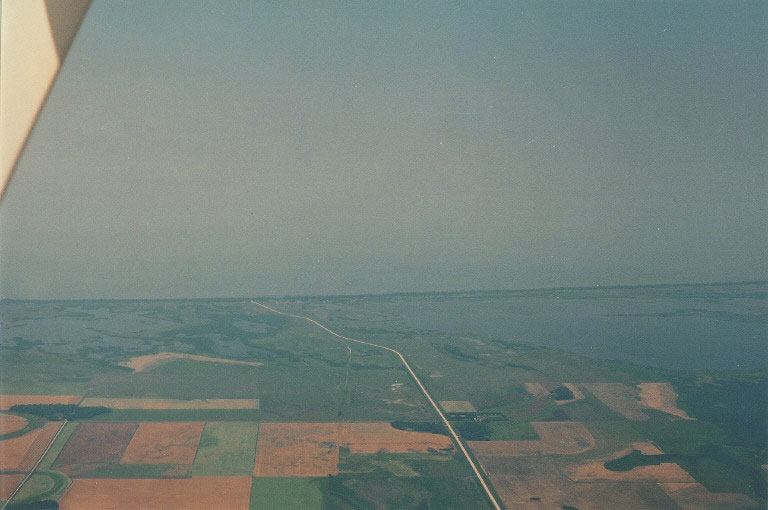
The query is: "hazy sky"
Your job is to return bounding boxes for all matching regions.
[1,0,766,299]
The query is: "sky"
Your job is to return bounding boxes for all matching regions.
[1,0,766,299]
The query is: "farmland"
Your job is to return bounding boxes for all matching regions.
[192,422,259,476]
[0,288,765,508]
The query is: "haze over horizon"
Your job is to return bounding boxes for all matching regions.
[1,1,766,299]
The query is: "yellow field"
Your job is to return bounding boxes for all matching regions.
[254,422,453,477]
[121,422,204,464]
[59,477,252,510]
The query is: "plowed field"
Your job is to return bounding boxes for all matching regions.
[0,414,28,434]
[58,476,252,510]
[253,422,453,477]
[0,422,61,471]
[474,456,681,510]
[54,422,137,468]
[469,421,594,456]
[340,422,453,454]
[583,383,648,420]
[659,482,756,509]
[253,422,340,477]
[121,422,204,464]
[0,474,24,500]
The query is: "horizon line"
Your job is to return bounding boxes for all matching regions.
[1,279,765,303]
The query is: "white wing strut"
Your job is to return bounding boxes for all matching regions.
[0,0,92,199]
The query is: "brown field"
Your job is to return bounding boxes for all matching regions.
[0,422,60,471]
[253,422,340,477]
[637,383,694,419]
[524,382,549,397]
[565,443,695,482]
[253,422,453,477]
[475,456,678,510]
[439,400,476,413]
[556,383,585,405]
[582,383,649,420]
[0,474,24,501]
[121,422,204,464]
[659,482,756,509]
[118,352,263,372]
[0,395,81,410]
[487,474,677,510]
[80,397,259,410]
[339,422,454,454]
[469,422,594,456]
[58,477,252,510]
[54,422,138,469]
[0,414,28,435]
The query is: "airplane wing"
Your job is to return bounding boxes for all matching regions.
[0,0,92,199]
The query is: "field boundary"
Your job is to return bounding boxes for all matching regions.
[2,420,67,510]
[251,300,502,510]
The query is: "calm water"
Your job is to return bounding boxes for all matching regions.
[2,283,765,371]
[310,283,767,371]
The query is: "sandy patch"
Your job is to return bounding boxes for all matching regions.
[120,422,204,464]
[659,482,756,509]
[439,400,477,413]
[80,397,259,410]
[524,383,549,398]
[0,414,28,435]
[637,383,694,419]
[118,352,263,372]
[0,395,81,410]
[59,477,252,510]
[469,421,594,456]
[565,442,694,482]
[583,383,648,420]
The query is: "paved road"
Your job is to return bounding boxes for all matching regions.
[251,300,502,510]
[2,420,68,510]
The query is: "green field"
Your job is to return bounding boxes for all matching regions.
[192,422,259,476]
[38,421,78,470]
[250,478,323,510]
[10,471,70,505]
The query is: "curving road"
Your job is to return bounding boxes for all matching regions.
[251,300,502,510]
